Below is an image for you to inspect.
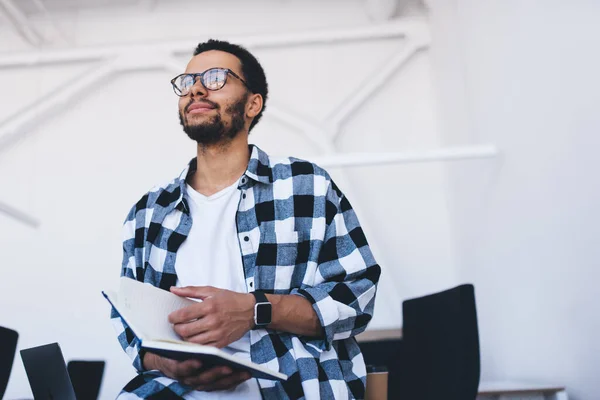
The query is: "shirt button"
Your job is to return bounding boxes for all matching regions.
[242,193,247,199]
[244,236,250,242]
[241,178,247,184]
[249,282,253,287]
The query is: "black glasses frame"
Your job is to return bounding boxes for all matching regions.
[170,68,249,96]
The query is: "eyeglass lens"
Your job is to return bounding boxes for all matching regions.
[174,68,228,95]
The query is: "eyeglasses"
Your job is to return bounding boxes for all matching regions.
[170,68,248,96]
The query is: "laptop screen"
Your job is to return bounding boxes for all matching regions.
[20,343,77,400]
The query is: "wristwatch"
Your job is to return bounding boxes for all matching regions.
[251,291,272,329]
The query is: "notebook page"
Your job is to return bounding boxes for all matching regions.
[117,277,199,342]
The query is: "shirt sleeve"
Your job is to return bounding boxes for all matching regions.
[110,205,146,372]
[290,179,381,351]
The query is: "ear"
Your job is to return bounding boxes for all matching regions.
[246,93,263,118]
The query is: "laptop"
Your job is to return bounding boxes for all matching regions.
[20,343,77,400]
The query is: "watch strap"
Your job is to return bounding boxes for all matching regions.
[251,291,269,305]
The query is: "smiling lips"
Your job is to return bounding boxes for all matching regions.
[187,102,215,114]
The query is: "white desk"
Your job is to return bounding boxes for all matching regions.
[477,381,568,400]
[356,328,402,342]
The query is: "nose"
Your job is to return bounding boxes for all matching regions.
[190,76,207,98]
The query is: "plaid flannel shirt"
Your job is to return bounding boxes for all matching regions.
[112,145,381,399]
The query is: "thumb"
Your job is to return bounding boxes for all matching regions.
[170,285,217,300]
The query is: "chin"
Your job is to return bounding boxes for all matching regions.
[186,115,208,125]
[186,123,215,133]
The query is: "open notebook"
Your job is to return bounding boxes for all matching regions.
[103,277,287,381]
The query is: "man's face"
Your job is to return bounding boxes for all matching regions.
[178,50,249,146]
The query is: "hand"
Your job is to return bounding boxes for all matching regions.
[169,286,255,348]
[144,353,252,391]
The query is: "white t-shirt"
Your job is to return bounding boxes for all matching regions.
[175,179,262,400]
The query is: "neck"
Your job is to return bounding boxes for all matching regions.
[188,133,250,196]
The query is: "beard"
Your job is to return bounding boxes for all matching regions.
[179,93,248,146]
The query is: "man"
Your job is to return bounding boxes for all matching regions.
[112,39,381,400]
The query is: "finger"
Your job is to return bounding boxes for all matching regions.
[184,330,220,346]
[172,319,210,340]
[183,365,233,387]
[196,371,252,392]
[172,312,221,339]
[165,358,202,379]
[169,301,213,324]
[170,285,218,300]
[175,358,203,371]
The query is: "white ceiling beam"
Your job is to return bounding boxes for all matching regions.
[0,0,44,46]
[30,0,70,44]
[0,60,117,153]
[365,0,398,22]
[312,145,499,168]
[266,105,337,154]
[0,20,430,155]
[0,201,40,228]
[0,19,426,68]
[326,36,429,137]
[366,0,430,20]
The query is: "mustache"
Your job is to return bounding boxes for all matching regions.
[184,99,219,113]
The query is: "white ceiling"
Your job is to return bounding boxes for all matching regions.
[12,0,141,15]
[1,0,424,49]
[11,0,349,15]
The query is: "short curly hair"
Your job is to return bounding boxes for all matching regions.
[193,39,268,132]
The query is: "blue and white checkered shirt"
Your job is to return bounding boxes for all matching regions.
[112,145,381,399]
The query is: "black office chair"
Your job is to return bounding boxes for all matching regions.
[401,283,481,400]
[0,326,19,399]
[67,360,106,400]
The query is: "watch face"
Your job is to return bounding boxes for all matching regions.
[256,303,272,325]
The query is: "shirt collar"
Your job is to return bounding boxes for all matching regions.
[244,144,274,185]
[176,144,274,199]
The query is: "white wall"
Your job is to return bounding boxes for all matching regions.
[429,1,600,399]
[0,2,458,398]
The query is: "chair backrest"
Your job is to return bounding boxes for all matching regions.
[401,284,481,400]
[0,326,18,399]
[67,360,105,400]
